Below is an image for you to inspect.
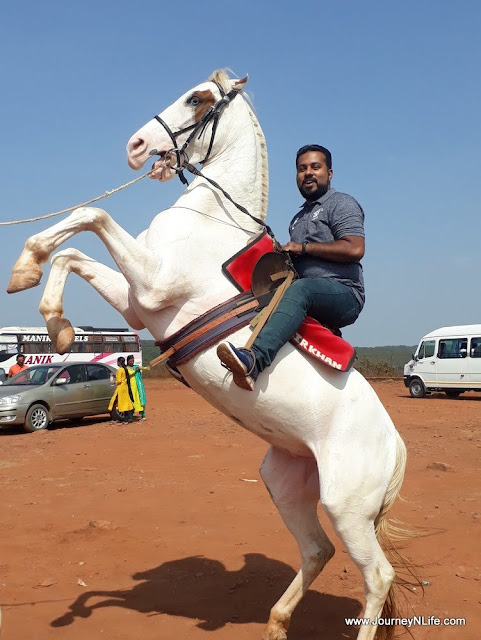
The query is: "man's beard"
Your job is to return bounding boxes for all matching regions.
[299,180,330,201]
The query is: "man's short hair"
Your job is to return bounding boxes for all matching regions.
[296,144,332,170]
[16,354,25,360]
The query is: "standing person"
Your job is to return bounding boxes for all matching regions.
[108,356,134,423]
[8,353,28,378]
[218,144,365,391]
[126,355,149,420]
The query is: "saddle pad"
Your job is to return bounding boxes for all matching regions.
[222,230,275,292]
[222,232,356,372]
[292,318,356,372]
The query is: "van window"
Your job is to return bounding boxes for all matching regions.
[438,338,468,359]
[470,338,481,358]
[424,340,435,358]
[417,340,435,359]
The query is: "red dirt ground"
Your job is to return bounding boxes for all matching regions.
[0,379,479,639]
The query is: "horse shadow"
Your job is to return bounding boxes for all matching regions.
[51,553,362,638]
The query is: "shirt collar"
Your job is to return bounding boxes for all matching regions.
[299,187,336,210]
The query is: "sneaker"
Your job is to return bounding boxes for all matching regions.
[217,342,259,391]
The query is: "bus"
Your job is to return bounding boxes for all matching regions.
[0,326,141,379]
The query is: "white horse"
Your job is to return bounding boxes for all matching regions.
[8,70,410,640]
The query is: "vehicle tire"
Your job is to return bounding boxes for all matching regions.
[409,378,426,398]
[110,406,122,422]
[445,390,462,398]
[24,404,50,432]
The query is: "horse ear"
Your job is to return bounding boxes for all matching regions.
[233,75,248,91]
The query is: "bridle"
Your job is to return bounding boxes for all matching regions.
[149,81,272,235]
[150,81,239,186]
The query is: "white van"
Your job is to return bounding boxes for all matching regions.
[404,324,481,398]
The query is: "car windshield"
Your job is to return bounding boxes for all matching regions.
[4,365,62,385]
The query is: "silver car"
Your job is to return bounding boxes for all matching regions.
[0,362,117,432]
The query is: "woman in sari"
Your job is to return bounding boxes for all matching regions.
[126,354,149,420]
[108,356,134,423]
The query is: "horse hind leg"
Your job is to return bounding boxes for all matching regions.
[39,248,143,353]
[259,446,335,640]
[330,516,395,640]
[318,434,407,640]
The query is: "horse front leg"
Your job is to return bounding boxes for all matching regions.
[8,207,163,305]
[39,248,144,353]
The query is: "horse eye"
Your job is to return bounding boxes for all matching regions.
[189,96,201,107]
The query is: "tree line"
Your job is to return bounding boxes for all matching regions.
[140,340,415,379]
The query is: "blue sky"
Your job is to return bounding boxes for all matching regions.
[0,1,479,347]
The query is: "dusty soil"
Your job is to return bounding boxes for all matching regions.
[0,379,479,639]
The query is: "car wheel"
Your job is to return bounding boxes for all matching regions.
[110,406,122,422]
[445,390,462,398]
[24,404,50,432]
[409,378,426,398]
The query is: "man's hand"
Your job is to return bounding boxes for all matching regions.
[281,241,303,255]
[149,158,176,182]
[281,236,364,262]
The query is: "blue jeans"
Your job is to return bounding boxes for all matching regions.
[251,277,362,372]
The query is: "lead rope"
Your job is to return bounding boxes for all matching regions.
[0,169,155,226]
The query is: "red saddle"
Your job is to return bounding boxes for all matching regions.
[222,231,357,372]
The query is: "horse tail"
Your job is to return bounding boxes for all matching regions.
[374,430,420,640]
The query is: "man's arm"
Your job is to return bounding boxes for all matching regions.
[282,236,365,262]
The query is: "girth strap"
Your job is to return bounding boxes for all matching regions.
[151,291,272,369]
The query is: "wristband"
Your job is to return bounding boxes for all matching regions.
[302,240,309,254]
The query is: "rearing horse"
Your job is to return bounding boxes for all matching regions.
[8,70,409,640]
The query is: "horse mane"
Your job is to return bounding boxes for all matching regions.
[207,69,268,223]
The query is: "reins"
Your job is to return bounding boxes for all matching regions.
[150,81,276,241]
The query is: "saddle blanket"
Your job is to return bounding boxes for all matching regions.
[222,230,356,371]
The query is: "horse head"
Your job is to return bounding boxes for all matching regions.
[127,71,249,182]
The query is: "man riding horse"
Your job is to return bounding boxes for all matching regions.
[217,144,365,390]
[8,72,409,639]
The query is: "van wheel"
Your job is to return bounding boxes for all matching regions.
[445,390,462,398]
[409,378,426,398]
[24,404,50,432]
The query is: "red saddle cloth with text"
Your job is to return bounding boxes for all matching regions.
[222,231,356,372]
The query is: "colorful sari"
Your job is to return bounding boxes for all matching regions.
[132,365,147,407]
[127,365,144,413]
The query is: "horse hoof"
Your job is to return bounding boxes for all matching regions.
[7,263,43,293]
[262,622,288,640]
[46,317,75,354]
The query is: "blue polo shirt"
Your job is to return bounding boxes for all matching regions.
[289,188,365,306]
